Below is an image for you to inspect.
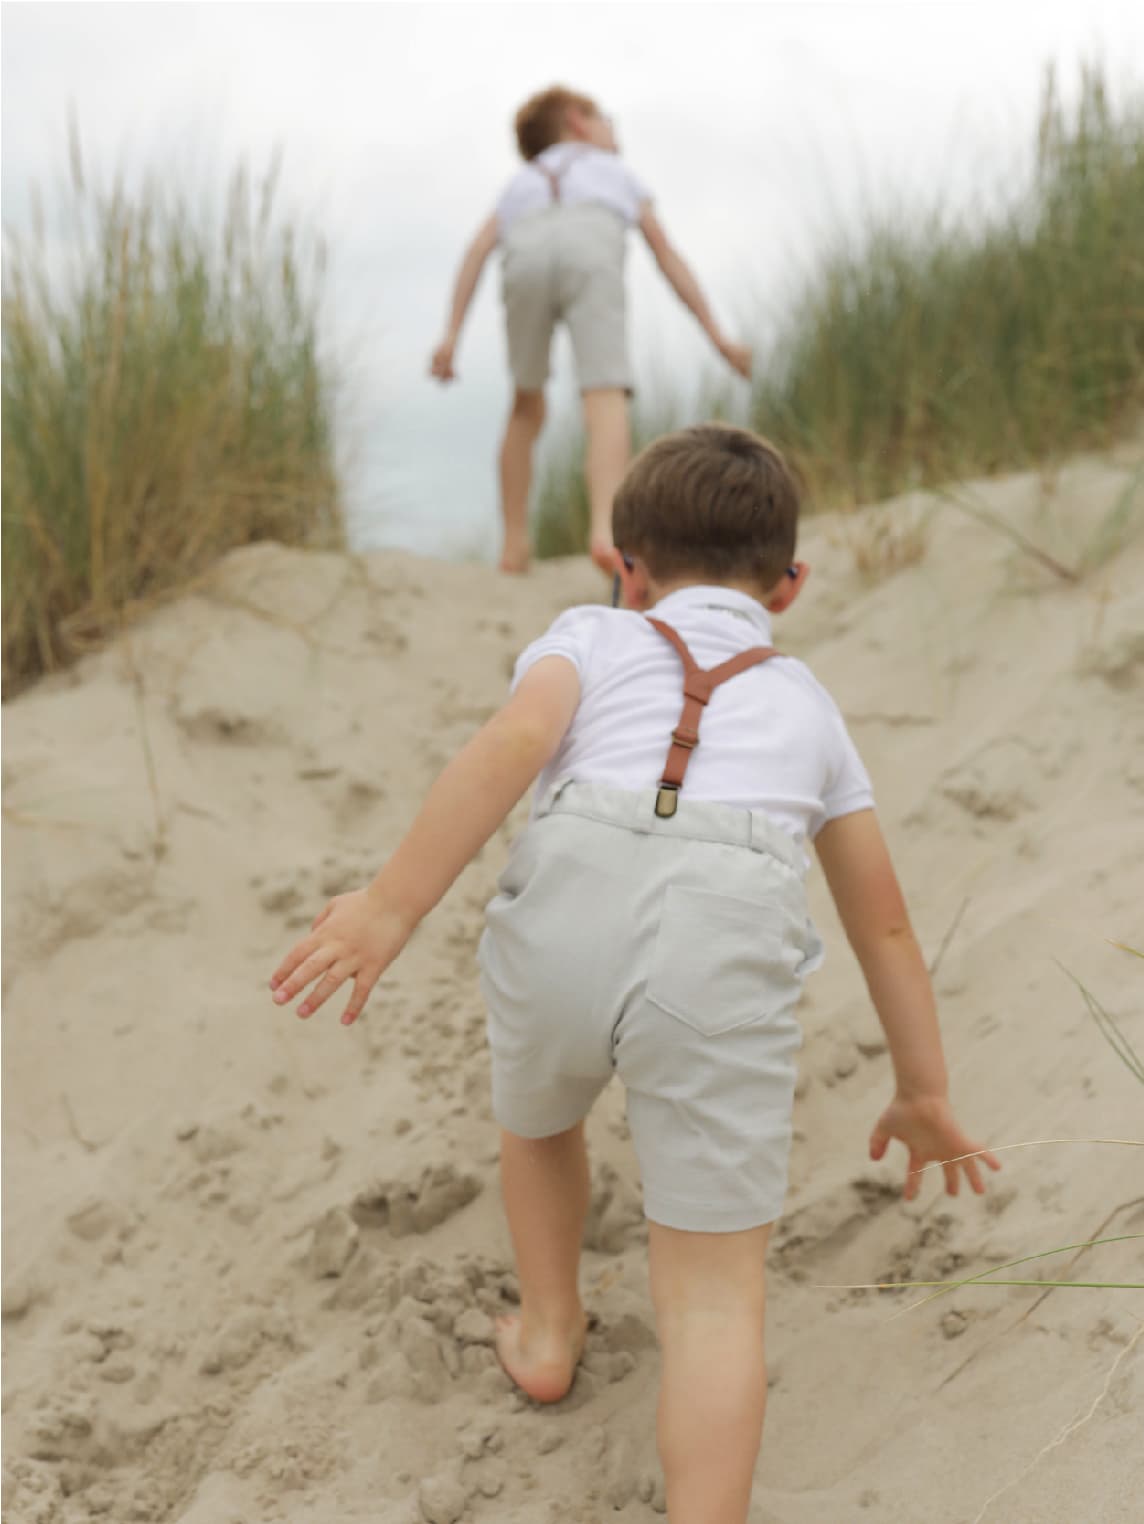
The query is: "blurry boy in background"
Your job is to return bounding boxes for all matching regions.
[431,85,753,574]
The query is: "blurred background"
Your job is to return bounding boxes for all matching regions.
[3,1,1142,683]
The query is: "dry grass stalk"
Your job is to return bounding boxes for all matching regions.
[2,134,343,692]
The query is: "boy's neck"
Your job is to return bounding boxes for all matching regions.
[649,577,765,605]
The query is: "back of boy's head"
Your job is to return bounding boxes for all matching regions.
[612,424,800,594]
[514,86,599,160]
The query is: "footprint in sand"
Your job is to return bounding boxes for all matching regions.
[351,1163,482,1238]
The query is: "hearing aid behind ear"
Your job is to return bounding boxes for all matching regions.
[611,554,636,608]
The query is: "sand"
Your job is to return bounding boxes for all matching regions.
[3,449,1143,1524]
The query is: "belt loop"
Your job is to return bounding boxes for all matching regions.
[748,812,801,873]
[540,778,573,817]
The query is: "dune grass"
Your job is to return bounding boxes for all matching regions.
[753,64,1144,507]
[2,137,342,693]
[534,63,1143,553]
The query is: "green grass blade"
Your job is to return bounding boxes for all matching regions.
[1056,961,1144,1083]
[812,1233,1144,1315]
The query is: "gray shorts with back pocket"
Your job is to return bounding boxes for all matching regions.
[500,204,632,393]
[478,781,824,1233]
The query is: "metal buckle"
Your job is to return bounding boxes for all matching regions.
[654,784,679,819]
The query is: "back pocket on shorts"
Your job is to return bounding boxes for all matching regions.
[646,884,803,1037]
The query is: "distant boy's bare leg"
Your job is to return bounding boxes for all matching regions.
[498,388,546,573]
[649,1222,772,1524]
[496,1123,590,1402]
[582,387,631,575]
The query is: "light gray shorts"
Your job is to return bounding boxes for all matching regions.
[500,204,632,394]
[477,781,824,1233]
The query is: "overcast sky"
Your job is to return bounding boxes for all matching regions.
[3,1,1141,559]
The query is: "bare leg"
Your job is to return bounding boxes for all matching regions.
[649,1222,772,1524]
[498,388,546,573]
[582,387,631,575]
[495,1123,590,1402]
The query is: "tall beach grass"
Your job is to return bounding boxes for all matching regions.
[535,64,1144,551]
[753,64,1144,506]
[2,136,342,692]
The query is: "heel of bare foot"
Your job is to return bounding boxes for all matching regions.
[499,548,531,575]
[495,1310,587,1404]
[589,539,615,576]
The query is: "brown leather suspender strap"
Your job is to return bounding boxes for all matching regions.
[538,162,564,201]
[536,144,588,204]
[646,617,779,818]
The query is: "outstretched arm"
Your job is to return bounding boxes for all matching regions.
[637,204,753,379]
[431,214,500,382]
[815,809,1001,1197]
[270,657,580,1023]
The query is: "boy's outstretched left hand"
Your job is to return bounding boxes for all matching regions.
[717,336,753,380]
[869,1093,1002,1201]
[269,887,412,1027]
[430,338,457,382]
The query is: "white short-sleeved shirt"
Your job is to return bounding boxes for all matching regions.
[512,585,874,845]
[495,144,651,239]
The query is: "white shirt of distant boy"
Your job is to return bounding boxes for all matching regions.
[495,144,651,237]
[512,586,875,846]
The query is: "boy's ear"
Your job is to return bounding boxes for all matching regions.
[614,549,651,610]
[565,105,589,142]
[764,561,810,614]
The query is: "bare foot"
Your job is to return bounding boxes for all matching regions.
[589,539,615,576]
[499,550,531,575]
[494,1310,587,1404]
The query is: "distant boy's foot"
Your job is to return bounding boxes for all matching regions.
[499,549,531,575]
[494,1309,587,1404]
[589,538,615,576]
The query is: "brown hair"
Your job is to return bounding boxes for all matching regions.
[612,424,801,593]
[513,86,598,161]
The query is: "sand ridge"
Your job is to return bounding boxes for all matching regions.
[3,451,1143,1523]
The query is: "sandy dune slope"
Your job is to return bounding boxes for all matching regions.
[3,450,1143,1524]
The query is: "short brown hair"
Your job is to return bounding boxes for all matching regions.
[612,424,801,592]
[513,86,598,161]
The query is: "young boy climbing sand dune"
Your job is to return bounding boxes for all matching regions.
[270,424,999,1523]
[430,85,753,576]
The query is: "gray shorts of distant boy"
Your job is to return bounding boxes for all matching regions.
[500,204,633,393]
[478,780,825,1233]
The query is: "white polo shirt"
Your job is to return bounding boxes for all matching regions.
[495,144,651,239]
[512,586,874,845]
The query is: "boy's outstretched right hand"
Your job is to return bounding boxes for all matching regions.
[869,1093,1001,1201]
[269,887,413,1027]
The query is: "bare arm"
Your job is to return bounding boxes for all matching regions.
[431,214,499,382]
[638,204,753,379]
[815,810,1000,1196]
[270,657,580,1023]
[815,809,948,1099]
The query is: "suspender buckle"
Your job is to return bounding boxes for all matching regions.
[654,784,679,819]
[671,725,700,749]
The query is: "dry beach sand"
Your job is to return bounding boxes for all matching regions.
[3,451,1143,1524]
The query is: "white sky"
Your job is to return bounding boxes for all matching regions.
[3,1,1142,558]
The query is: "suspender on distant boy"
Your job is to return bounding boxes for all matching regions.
[535,144,590,204]
[646,618,779,819]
